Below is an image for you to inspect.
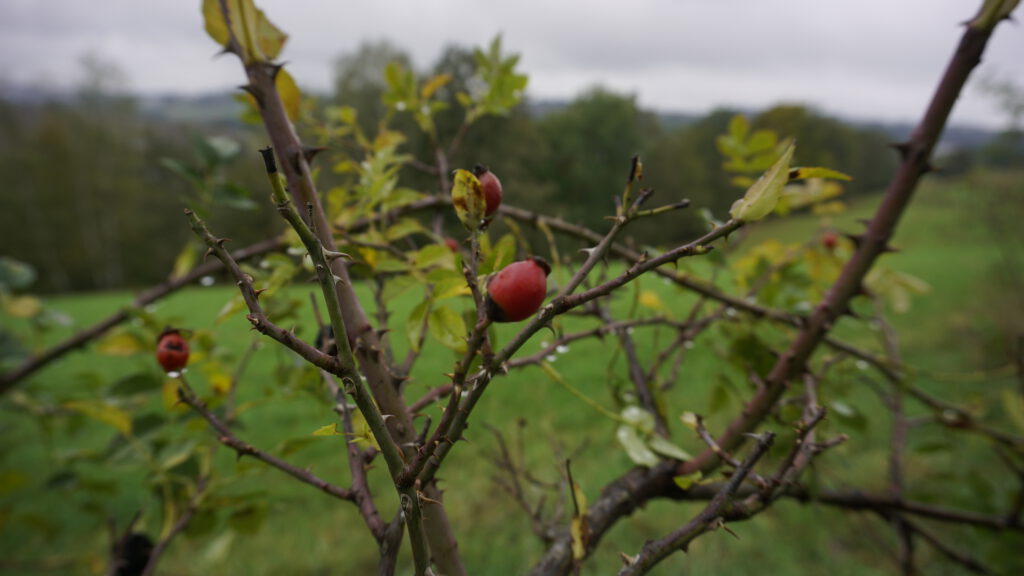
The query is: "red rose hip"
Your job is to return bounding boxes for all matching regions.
[486,257,551,323]
[473,164,502,217]
[156,327,190,374]
[822,231,838,251]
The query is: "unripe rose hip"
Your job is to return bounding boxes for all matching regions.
[156,327,189,374]
[485,257,551,323]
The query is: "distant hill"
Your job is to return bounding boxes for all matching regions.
[1,85,1000,151]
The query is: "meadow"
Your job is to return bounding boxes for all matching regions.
[2,172,1021,575]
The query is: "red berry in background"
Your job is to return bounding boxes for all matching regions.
[486,257,551,323]
[444,237,461,252]
[473,164,502,217]
[156,327,189,374]
[822,231,838,251]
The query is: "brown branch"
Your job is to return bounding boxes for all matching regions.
[0,237,283,391]
[185,210,341,373]
[177,383,354,501]
[894,517,994,575]
[677,5,1010,479]
[618,433,775,576]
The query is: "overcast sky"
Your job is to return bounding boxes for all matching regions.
[1,0,1021,128]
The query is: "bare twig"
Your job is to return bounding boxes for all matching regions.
[617,433,775,576]
[177,382,354,501]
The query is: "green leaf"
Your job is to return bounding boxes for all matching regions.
[0,257,37,291]
[616,425,659,467]
[729,142,796,222]
[413,244,455,270]
[673,471,703,490]
[63,400,132,435]
[621,406,656,435]
[202,136,241,164]
[830,400,867,431]
[428,305,468,353]
[228,502,267,534]
[406,301,429,353]
[159,442,197,472]
[108,372,163,397]
[171,243,199,281]
[384,218,428,242]
[212,183,257,210]
[728,115,750,143]
[647,435,693,461]
[1002,388,1024,433]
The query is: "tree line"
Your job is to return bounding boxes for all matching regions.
[3,40,1013,293]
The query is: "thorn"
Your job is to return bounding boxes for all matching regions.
[203,247,215,262]
[183,208,194,216]
[889,141,911,160]
[303,146,327,165]
[254,288,268,298]
[266,62,285,81]
[843,233,864,249]
[239,84,264,108]
[323,250,352,262]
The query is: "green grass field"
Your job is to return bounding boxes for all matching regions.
[2,173,1022,575]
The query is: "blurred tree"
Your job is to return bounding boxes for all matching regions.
[534,87,661,230]
[332,40,413,135]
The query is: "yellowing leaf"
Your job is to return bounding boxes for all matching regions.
[421,73,452,100]
[171,243,199,281]
[729,142,796,222]
[201,0,288,63]
[276,67,301,122]
[673,471,703,490]
[311,423,342,436]
[64,400,132,435]
[96,330,146,356]
[570,515,590,561]
[450,169,486,230]
[163,379,188,413]
[639,290,665,312]
[788,167,853,182]
[5,295,42,318]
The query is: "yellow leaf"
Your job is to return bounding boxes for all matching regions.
[673,471,703,490]
[570,516,589,561]
[96,330,146,356]
[163,379,188,413]
[639,290,665,312]
[276,68,301,122]
[311,423,342,436]
[171,243,199,281]
[201,0,288,63]
[421,73,452,100]
[450,169,486,230]
[5,295,42,318]
[64,400,132,435]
